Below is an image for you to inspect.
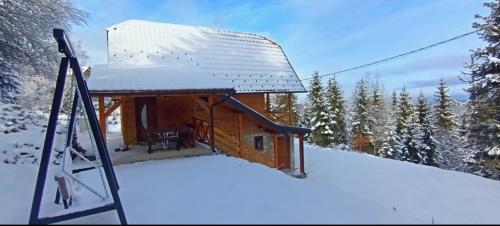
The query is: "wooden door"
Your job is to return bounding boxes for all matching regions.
[276,136,291,169]
[135,97,157,142]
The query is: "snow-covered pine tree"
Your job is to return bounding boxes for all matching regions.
[299,99,314,143]
[416,91,437,166]
[326,77,347,145]
[391,90,398,113]
[379,91,401,158]
[271,93,301,125]
[290,94,301,126]
[0,59,22,103]
[464,0,500,178]
[369,81,388,155]
[396,87,420,162]
[432,78,461,170]
[270,94,287,112]
[0,0,88,103]
[350,78,374,153]
[307,72,332,146]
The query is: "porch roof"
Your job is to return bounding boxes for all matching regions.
[86,64,235,96]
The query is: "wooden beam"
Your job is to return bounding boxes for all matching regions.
[265,93,270,112]
[104,97,126,118]
[190,95,210,113]
[299,134,305,175]
[208,95,215,150]
[98,96,106,142]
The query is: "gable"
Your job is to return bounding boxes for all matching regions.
[106,20,306,93]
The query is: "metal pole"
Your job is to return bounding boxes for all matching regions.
[65,92,80,148]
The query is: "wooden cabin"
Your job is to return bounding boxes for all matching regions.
[86,20,310,175]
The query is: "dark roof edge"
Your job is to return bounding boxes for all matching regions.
[89,88,235,96]
[223,95,311,134]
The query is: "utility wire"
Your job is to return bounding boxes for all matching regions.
[301,30,480,82]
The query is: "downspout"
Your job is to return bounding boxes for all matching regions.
[209,91,235,152]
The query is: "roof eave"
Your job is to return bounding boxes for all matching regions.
[89,88,236,97]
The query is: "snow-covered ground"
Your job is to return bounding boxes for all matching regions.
[2,119,500,224]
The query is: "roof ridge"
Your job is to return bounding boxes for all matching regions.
[107,19,264,38]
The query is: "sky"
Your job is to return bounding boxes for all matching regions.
[72,0,490,102]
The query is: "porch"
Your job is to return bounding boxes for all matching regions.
[105,130,213,165]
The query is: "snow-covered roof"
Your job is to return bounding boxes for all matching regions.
[86,64,234,95]
[103,19,306,93]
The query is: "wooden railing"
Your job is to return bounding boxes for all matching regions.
[193,117,276,168]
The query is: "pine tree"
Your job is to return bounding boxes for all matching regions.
[396,88,413,135]
[391,91,398,112]
[0,59,21,103]
[433,79,461,169]
[379,91,401,158]
[369,81,388,155]
[271,93,301,126]
[299,99,314,143]
[326,77,347,145]
[415,91,437,166]
[396,87,420,162]
[465,0,500,178]
[0,0,88,103]
[350,78,374,152]
[290,94,301,126]
[307,72,331,146]
[270,94,287,112]
[405,113,422,163]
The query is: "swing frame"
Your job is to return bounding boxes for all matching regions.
[28,28,127,225]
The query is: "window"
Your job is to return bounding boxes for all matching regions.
[254,136,264,150]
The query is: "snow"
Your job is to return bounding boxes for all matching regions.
[87,64,234,92]
[487,56,500,63]
[2,122,500,223]
[485,73,500,83]
[488,146,500,156]
[105,20,306,93]
[0,104,45,134]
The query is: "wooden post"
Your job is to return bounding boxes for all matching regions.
[208,95,214,151]
[287,93,292,124]
[266,93,270,112]
[273,134,279,168]
[98,96,106,142]
[238,112,243,156]
[299,134,305,175]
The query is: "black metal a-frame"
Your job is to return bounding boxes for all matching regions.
[28,28,127,225]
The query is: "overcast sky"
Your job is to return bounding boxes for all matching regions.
[72,0,489,102]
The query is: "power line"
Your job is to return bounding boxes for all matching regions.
[301,29,480,82]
